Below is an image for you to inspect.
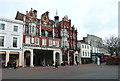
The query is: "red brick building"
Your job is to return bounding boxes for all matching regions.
[15,8,78,67]
[60,15,78,65]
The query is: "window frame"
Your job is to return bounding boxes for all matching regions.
[0,36,4,47]
[49,40,53,46]
[0,23,5,30]
[42,39,46,45]
[13,25,18,32]
[26,36,30,44]
[13,37,18,47]
[35,38,39,45]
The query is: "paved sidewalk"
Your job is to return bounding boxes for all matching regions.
[2,63,119,79]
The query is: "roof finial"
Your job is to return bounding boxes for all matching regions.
[31,8,33,11]
[56,9,58,16]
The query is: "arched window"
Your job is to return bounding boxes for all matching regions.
[45,30,48,37]
[55,32,58,37]
[83,51,84,56]
[25,25,29,34]
[36,28,39,36]
[48,31,53,37]
[41,30,45,36]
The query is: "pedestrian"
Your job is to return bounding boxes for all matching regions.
[63,61,66,66]
[76,61,78,65]
[42,61,45,67]
[52,61,54,67]
[13,61,16,69]
[94,58,97,64]
[7,61,10,68]
[55,62,58,69]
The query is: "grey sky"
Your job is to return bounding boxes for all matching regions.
[0,0,119,40]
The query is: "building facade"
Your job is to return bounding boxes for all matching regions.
[0,17,23,67]
[82,34,109,63]
[77,41,91,64]
[60,15,78,65]
[21,9,62,67]
[15,8,78,67]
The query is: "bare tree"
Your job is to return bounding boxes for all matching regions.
[104,35,120,56]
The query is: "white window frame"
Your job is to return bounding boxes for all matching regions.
[12,36,19,48]
[31,26,34,33]
[49,40,52,46]
[55,41,59,47]
[35,38,39,45]
[26,36,30,44]
[13,25,18,32]
[13,37,17,47]
[88,52,90,56]
[85,52,87,56]
[42,39,46,45]
[0,35,5,47]
[83,51,84,56]
[53,41,55,46]
[0,34,6,48]
[82,44,84,48]
[0,23,5,30]
[31,37,34,43]
[12,24,19,32]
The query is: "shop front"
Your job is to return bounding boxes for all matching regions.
[0,51,22,68]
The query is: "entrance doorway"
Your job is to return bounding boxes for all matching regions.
[34,49,53,66]
[56,52,60,65]
[24,51,31,66]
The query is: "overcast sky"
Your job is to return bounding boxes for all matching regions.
[0,0,119,40]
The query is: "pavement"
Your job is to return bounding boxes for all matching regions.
[1,63,119,79]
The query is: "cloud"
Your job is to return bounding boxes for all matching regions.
[0,0,119,40]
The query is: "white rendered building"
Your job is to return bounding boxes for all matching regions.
[0,17,23,67]
[77,41,91,64]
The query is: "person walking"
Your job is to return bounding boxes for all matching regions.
[7,61,10,68]
[76,61,79,65]
[13,61,16,69]
[55,62,58,69]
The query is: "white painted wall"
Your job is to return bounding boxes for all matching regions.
[0,17,23,50]
[77,42,91,59]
